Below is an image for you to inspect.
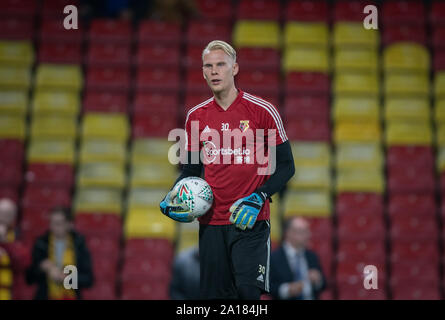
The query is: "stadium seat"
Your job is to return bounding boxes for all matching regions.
[388,193,436,219]
[88,19,132,44]
[136,67,180,93]
[32,90,80,116]
[236,70,280,96]
[283,22,329,48]
[0,66,31,90]
[306,217,332,240]
[283,190,331,217]
[0,18,33,40]
[30,115,77,139]
[83,91,128,114]
[130,163,177,188]
[38,42,82,65]
[186,21,231,45]
[0,41,33,67]
[390,239,439,265]
[387,146,434,170]
[334,121,381,143]
[124,238,174,262]
[195,0,233,22]
[131,138,174,164]
[22,185,71,208]
[0,161,22,187]
[336,192,383,217]
[435,124,445,145]
[81,112,129,143]
[232,20,281,49]
[83,281,117,300]
[384,97,429,122]
[121,256,171,281]
[285,72,330,96]
[431,1,445,26]
[85,66,130,93]
[333,72,379,96]
[79,139,126,165]
[382,25,427,46]
[74,188,123,214]
[25,163,73,187]
[337,282,387,300]
[337,239,385,264]
[121,279,169,300]
[0,115,25,140]
[77,162,125,189]
[435,72,445,98]
[387,166,435,194]
[285,0,328,22]
[0,0,37,19]
[383,43,430,74]
[237,0,280,20]
[435,99,445,123]
[391,261,439,287]
[384,73,429,98]
[385,121,432,146]
[390,214,438,241]
[282,47,329,73]
[136,43,180,69]
[75,212,122,239]
[184,93,213,112]
[86,43,130,67]
[337,214,385,240]
[237,48,280,71]
[185,69,211,93]
[132,114,178,138]
[39,19,84,44]
[336,168,384,193]
[137,20,181,44]
[288,165,331,190]
[333,0,375,22]
[333,96,380,122]
[336,261,386,297]
[391,282,441,300]
[0,91,27,116]
[35,64,82,92]
[284,96,330,119]
[28,138,75,164]
[133,92,178,116]
[334,48,378,73]
[333,22,379,49]
[0,139,24,163]
[125,208,176,240]
[382,0,425,26]
[335,143,383,169]
[290,142,331,166]
[42,0,80,19]
[434,49,445,71]
[127,188,170,211]
[286,118,330,141]
[437,145,445,172]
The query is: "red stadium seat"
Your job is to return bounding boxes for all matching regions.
[0,18,34,40]
[390,214,438,241]
[237,48,280,71]
[284,96,330,119]
[21,207,51,245]
[0,0,37,19]
[285,72,330,96]
[319,289,334,300]
[86,236,120,262]
[390,262,440,287]
[391,282,441,300]
[236,70,280,97]
[74,213,122,239]
[433,26,445,51]
[25,163,74,187]
[42,0,79,19]
[308,238,332,277]
[390,239,439,265]
[38,42,82,64]
[336,261,386,288]
[186,69,211,94]
[88,19,132,44]
[121,257,171,281]
[434,49,445,71]
[337,214,385,241]
[90,254,118,281]
[124,238,174,262]
[136,44,180,68]
[22,185,71,208]
[337,239,386,265]
[138,20,182,44]
[0,139,24,163]
[285,0,329,22]
[86,43,130,67]
[121,279,169,300]
[0,186,19,203]
[40,19,84,44]
[184,45,206,69]
[337,282,387,300]
[382,0,425,27]
[13,276,35,300]
[431,1,445,27]
[83,91,128,114]
[86,66,130,93]
[386,146,434,171]
[388,193,436,218]
[333,0,376,22]
[336,193,384,218]
[285,118,330,141]
[136,68,180,93]
[186,22,231,45]
[306,217,332,240]
[382,24,427,46]
[83,281,117,300]
[195,0,233,22]
[387,166,435,194]
[132,114,179,138]
[133,92,178,116]
[237,0,281,20]
[184,93,213,112]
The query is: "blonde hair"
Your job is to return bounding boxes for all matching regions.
[202,40,237,63]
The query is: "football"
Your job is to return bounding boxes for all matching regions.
[172,177,214,219]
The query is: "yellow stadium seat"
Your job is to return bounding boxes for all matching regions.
[336,168,384,193]
[283,190,331,217]
[0,91,27,115]
[0,115,25,139]
[290,142,331,166]
[125,207,176,240]
[233,20,281,49]
[82,112,129,143]
[176,221,199,252]
[334,121,381,143]
[269,193,281,219]
[333,72,379,97]
[383,43,430,74]
[283,46,329,73]
[131,138,174,164]
[335,143,383,169]
[437,145,445,172]
[79,139,126,164]
[435,72,445,98]
[386,121,432,146]
[32,90,80,116]
[30,115,77,139]
[288,165,331,190]
[0,66,31,90]
[334,48,379,73]
[74,187,122,214]
[269,210,282,244]
[385,97,430,122]
[35,64,82,92]
[384,73,430,98]
[130,162,178,188]
[77,162,125,189]
[436,124,445,146]
[0,41,34,67]
[127,187,170,211]
[435,99,445,123]
[333,22,379,49]
[283,22,329,48]
[333,96,380,122]
[28,138,75,164]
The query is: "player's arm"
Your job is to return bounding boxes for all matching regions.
[230,141,295,230]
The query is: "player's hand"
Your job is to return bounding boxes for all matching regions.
[160,190,194,223]
[229,192,265,230]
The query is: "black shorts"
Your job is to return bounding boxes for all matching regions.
[198,220,271,299]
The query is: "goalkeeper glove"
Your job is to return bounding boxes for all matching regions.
[160,190,194,223]
[229,192,266,230]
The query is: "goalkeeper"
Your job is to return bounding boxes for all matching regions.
[160,40,295,300]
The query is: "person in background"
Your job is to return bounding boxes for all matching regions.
[169,245,200,299]
[270,217,326,300]
[0,198,29,300]
[26,207,94,300]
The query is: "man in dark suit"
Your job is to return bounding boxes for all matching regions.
[270,217,326,300]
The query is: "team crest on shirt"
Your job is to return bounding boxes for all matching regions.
[239,120,249,132]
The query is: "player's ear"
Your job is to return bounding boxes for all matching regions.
[232,62,239,77]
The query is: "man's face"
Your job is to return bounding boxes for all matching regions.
[202,49,238,94]
[286,218,311,249]
[50,212,71,238]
